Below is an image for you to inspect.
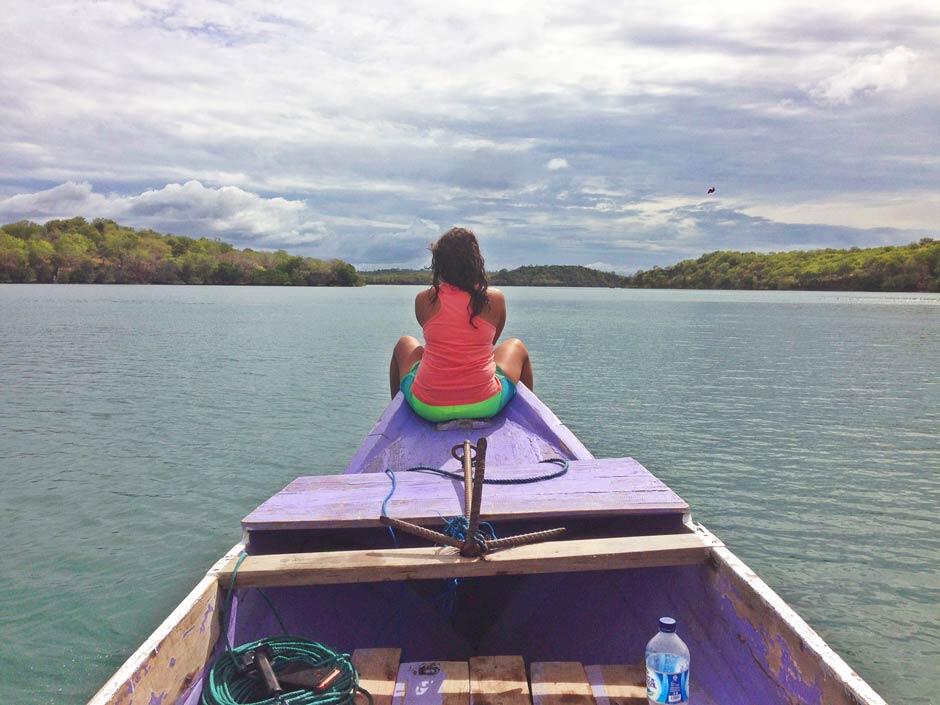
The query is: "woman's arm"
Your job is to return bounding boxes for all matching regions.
[488,288,507,342]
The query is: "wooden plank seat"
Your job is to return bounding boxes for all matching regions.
[242,458,689,533]
[218,531,721,588]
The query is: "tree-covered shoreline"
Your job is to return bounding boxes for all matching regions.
[361,264,630,287]
[364,240,940,292]
[2,218,937,291]
[0,218,362,286]
[628,239,939,292]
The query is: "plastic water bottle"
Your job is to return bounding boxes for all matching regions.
[645,617,690,704]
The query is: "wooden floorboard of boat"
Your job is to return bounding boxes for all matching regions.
[344,657,648,705]
[353,648,402,705]
[530,662,597,705]
[394,661,470,705]
[469,656,530,705]
[218,532,720,588]
[584,664,646,705]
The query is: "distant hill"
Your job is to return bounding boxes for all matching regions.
[361,242,940,292]
[628,239,939,292]
[360,268,433,285]
[0,218,362,286]
[361,264,628,287]
[492,265,629,287]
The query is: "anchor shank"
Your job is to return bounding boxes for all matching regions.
[379,515,465,549]
[466,436,487,543]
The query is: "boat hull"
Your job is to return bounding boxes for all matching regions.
[87,389,887,705]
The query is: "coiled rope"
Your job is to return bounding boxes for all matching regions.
[201,554,373,705]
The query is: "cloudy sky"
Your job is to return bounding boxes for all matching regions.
[2,1,938,271]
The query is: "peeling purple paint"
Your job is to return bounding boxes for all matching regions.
[713,568,826,705]
[199,602,215,634]
[169,657,176,668]
[148,690,167,705]
[774,633,822,704]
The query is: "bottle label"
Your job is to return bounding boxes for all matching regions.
[646,666,689,704]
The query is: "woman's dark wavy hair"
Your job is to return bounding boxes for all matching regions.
[430,227,489,324]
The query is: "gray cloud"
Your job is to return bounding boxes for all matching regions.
[1,0,937,271]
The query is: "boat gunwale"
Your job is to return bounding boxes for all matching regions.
[698,524,888,705]
[86,541,244,705]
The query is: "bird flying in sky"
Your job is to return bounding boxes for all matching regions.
[707,187,716,194]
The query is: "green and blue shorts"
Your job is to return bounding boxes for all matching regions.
[400,362,516,423]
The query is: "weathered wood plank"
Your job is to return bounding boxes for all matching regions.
[243,458,688,532]
[530,662,596,705]
[353,648,403,705]
[218,532,719,588]
[393,661,470,705]
[584,665,646,705]
[469,656,530,705]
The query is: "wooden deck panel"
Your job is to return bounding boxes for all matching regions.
[469,656,530,705]
[393,661,470,705]
[353,648,403,705]
[242,458,688,532]
[218,532,718,588]
[584,665,647,705]
[530,662,596,705]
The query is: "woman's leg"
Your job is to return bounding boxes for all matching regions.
[389,335,424,398]
[494,337,533,390]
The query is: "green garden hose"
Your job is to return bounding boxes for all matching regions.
[201,553,372,705]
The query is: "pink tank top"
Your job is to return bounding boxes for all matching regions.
[412,283,501,406]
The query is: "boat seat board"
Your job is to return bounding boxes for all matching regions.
[242,458,688,532]
[217,532,720,588]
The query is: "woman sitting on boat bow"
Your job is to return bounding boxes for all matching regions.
[389,227,533,422]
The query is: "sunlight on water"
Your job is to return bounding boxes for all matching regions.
[0,284,937,704]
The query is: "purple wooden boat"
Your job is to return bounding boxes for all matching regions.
[89,386,888,705]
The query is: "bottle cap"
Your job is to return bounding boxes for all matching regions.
[658,617,677,633]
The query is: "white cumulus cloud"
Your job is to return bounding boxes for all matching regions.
[0,181,328,247]
[547,158,569,171]
[811,46,917,104]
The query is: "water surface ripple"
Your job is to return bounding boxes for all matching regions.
[1,285,937,704]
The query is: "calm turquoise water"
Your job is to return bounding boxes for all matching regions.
[1,285,938,704]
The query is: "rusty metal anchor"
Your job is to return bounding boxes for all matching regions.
[379,437,566,557]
